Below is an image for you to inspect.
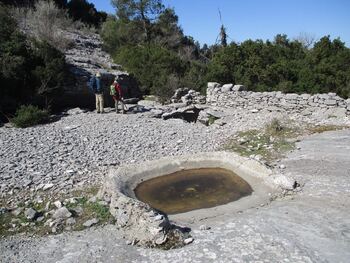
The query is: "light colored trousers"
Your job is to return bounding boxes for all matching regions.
[114,99,125,113]
[95,94,104,113]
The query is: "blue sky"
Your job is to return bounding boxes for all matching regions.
[90,0,350,46]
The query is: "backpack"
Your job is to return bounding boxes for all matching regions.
[88,77,97,93]
[110,84,116,96]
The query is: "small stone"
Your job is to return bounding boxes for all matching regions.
[184,237,194,244]
[36,216,45,222]
[68,198,77,204]
[44,218,53,226]
[88,196,97,203]
[83,218,99,227]
[199,225,211,231]
[98,200,109,206]
[54,201,62,208]
[279,164,286,169]
[154,214,164,221]
[43,183,54,190]
[23,179,33,187]
[66,218,76,226]
[12,207,24,216]
[45,201,51,211]
[24,208,37,220]
[52,207,72,219]
[155,236,167,245]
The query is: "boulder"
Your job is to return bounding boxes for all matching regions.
[232,85,247,92]
[222,84,233,92]
[24,208,38,221]
[123,98,140,104]
[52,207,72,219]
[162,106,203,123]
[171,88,189,102]
[83,218,99,227]
[324,99,337,106]
[207,82,221,89]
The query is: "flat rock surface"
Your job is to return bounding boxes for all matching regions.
[1,128,349,262]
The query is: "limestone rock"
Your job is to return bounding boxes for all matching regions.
[66,218,76,226]
[12,207,24,216]
[52,207,72,219]
[222,84,233,92]
[43,183,54,191]
[83,218,99,227]
[184,237,194,244]
[207,82,221,89]
[54,201,62,209]
[24,208,37,221]
[199,225,211,230]
[232,84,247,91]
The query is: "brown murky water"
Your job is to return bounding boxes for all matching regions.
[134,168,253,214]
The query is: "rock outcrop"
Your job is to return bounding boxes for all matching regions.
[171,88,206,105]
[56,30,141,109]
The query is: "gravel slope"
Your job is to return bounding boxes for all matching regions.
[0,107,291,202]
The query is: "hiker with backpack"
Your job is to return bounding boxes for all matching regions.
[88,72,104,113]
[110,76,125,114]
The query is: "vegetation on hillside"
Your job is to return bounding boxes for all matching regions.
[101,0,207,100]
[0,2,67,120]
[101,0,350,101]
[0,0,107,27]
[0,0,107,123]
[207,35,350,98]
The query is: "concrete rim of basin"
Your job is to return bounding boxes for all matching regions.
[98,151,294,246]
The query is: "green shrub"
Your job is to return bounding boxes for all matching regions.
[114,44,186,95]
[0,4,68,113]
[11,105,49,128]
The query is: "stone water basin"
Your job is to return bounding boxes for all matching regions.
[135,168,253,214]
[99,152,293,246]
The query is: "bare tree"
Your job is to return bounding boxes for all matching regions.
[14,0,72,50]
[295,32,317,49]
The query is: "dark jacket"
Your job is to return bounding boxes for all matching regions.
[89,76,103,94]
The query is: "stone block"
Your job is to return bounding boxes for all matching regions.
[324,99,337,106]
[318,94,330,100]
[301,94,311,100]
[232,85,247,92]
[222,84,233,92]
[207,82,221,89]
[285,93,299,100]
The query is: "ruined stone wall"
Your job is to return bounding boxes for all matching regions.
[206,83,350,116]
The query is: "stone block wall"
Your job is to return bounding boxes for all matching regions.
[206,82,350,116]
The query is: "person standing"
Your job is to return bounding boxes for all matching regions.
[110,76,125,114]
[89,72,104,113]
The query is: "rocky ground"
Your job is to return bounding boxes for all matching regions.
[0,106,308,202]
[1,105,350,262]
